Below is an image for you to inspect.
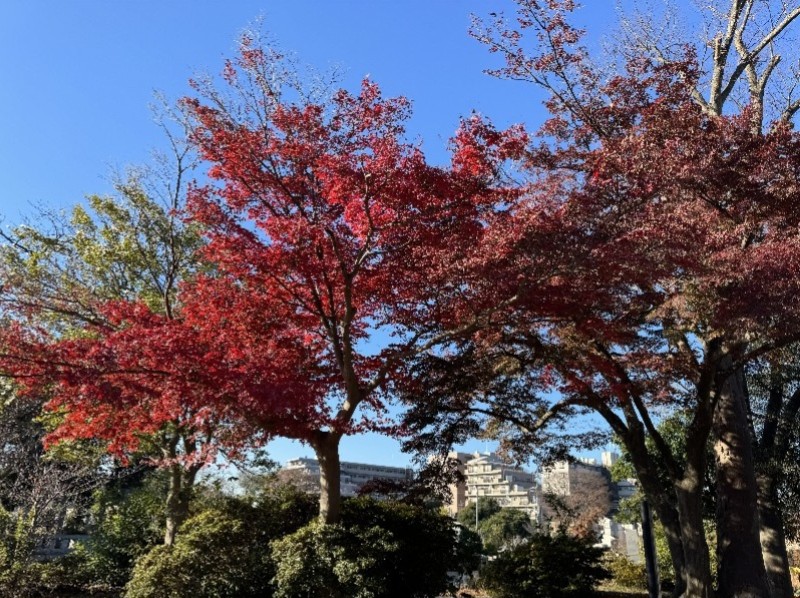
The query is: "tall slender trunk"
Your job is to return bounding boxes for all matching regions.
[627,448,688,597]
[657,503,688,598]
[675,473,714,598]
[755,374,796,598]
[164,462,199,546]
[312,431,342,524]
[758,474,793,598]
[713,366,770,598]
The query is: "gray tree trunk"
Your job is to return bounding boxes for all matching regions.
[313,431,342,525]
[164,463,198,546]
[758,480,793,598]
[713,368,770,598]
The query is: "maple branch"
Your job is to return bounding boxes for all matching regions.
[592,340,682,479]
[709,0,746,113]
[716,2,800,116]
[366,293,521,397]
[432,396,582,437]
[780,96,800,123]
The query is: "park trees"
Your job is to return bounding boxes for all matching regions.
[402,2,800,597]
[0,149,235,545]
[176,36,525,524]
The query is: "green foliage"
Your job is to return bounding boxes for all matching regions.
[610,412,716,518]
[0,506,37,596]
[478,508,532,553]
[604,553,647,590]
[125,510,269,598]
[457,497,501,530]
[479,531,610,598]
[271,522,398,598]
[61,472,166,590]
[124,483,316,598]
[343,497,478,595]
[272,497,480,598]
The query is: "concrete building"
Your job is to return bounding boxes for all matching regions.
[600,518,643,563]
[459,452,540,522]
[541,457,611,497]
[282,457,411,496]
[436,451,473,517]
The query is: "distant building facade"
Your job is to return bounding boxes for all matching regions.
[282,457,411,496]
[541,456,612,497]
[446,452,540,522]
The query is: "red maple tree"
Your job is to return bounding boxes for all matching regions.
[406,3,800,596]
[174,38,526,523]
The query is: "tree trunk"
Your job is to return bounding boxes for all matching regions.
[754,372,795,598]
[758,475,793,598]
[313,431,342,524]
[675,475,714,598]
[163,462,200,546]
[657,503,689,598]
[713,367,771,598]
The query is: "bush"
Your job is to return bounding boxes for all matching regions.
[59,471,166,591]
[272,497,482,598]
[0,507,38,597]
[478,508,532,554]
[605,553,647,590]
[125,510,270,598]
[124,484,316,598]
[479,531,610,598]
[343,497,479,595]
[271,521,398,598]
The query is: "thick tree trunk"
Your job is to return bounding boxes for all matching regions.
[758,475,793,598]
[713,368,770,598]
[313,431,342,524]
[164,463,198,546]
[675,476,714,598]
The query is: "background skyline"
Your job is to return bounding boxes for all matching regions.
[2,1,634,468]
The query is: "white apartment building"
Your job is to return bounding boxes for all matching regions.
[461,452,540,522]
[282,457,412,496]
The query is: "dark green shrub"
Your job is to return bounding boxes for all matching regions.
[125,510,269,598]
[479,531,610,598]
[478,508,532,554]
[60,473,165,590]
[343,496,477,596]
[271,521,398,598]
[272,497,482,598]
[457,497,501,529]
[124,484,316,598]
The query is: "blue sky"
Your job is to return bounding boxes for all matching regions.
[1,0,624,467]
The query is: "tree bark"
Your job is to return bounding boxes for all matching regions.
[758,476,793,598]
[313,431,342,525]
[164,462,199,546]
[713,367,771,598]
[675,474,714,598]
[754,376,796,598]
[658,503,689,598]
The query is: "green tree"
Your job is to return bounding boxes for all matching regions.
[478,508,532,554]
[124,480,317,598]
[456,497,501,530]
[0,148,215,545]
[272,497,480,598]
[479,531,610,598]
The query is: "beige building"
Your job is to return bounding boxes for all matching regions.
[541,456,611,496]
[448,452,540,522]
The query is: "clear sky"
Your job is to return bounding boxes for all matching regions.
[1,0,623,468]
